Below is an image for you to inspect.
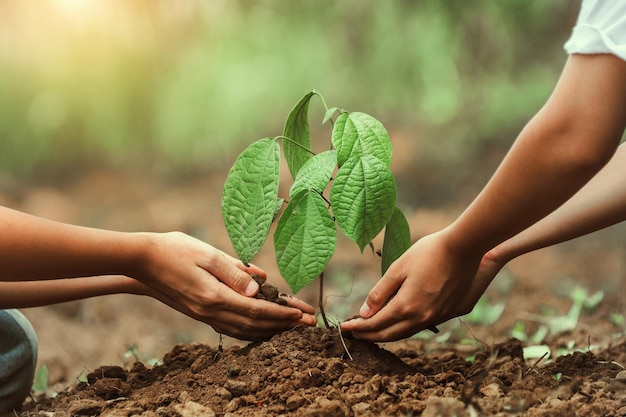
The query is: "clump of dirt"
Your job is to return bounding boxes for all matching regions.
[19,326,626,417]
[251,274,289,306]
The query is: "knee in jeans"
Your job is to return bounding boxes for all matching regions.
[0,310,38,413]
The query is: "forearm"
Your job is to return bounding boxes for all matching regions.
[444,54,626,258]
[491,142,626,263]
[0,206,147,281]
[0,275,145,309]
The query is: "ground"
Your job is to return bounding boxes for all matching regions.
[2,140,626,416]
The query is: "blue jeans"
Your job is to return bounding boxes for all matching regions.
[0,310,38,414]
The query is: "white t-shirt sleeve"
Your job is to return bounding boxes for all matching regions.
[564,0,626,61]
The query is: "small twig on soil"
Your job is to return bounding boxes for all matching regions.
[598,360,626,369]
[337,325,353,361]
[523,351,549,378]
[214,334,224,360]
[318,273,331,328]
[458,318,488,350]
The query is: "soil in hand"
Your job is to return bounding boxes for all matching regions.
[251,273,289,306]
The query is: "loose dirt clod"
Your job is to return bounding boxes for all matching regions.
[251,274,289,306]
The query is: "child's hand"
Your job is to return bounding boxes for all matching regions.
[341,230,482,342]
[133,231,316,340]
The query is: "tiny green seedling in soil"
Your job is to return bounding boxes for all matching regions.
[221,90,414,327]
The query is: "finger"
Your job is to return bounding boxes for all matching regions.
[341,304,399,333]
[208,253,260,297]
[223,292,305,322]
[283,294,315,315]
[297,313,318,327]
[209,307,309,340]
[240,263,267,282]
[222,250,267,283]
[350,320,418,342]
[358,272,405,319]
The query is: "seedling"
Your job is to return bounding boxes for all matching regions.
[32,364,50,393]
[221,90,412,326]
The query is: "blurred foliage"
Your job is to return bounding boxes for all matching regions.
[0,0,577,184]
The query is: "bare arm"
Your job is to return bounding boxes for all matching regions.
[0,206,316,340]
[448,54,626,258]
[0,275,142,308]
[342,54,626,341]
[452,140,626,314]
[492,142,626,263]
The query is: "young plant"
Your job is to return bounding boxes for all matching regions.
[221,90,411,325]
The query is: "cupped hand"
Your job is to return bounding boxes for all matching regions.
[133,231,317,340]
[341,230,492,342]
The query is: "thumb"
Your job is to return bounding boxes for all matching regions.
[220,265,261,297]
[358,273,404,319]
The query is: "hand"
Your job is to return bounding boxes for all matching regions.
[133,231,317,340]
[341,230,486,342]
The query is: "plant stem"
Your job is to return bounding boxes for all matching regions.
[312,90,329,113]
[275,136,316,155]
[318,272,330,328]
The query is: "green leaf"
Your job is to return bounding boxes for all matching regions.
[331,155,397,251]
[272,198,285,222]
[289,150,337,199]
[323,107,338,124]
[32,364,50,392]
[274,191,337,293]
[221,138,280,265]
[523,345,551,360]
[331,112,393,168]
[283,91,316,180]
[381,207,412,275]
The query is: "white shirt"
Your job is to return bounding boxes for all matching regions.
[564,0,626,61]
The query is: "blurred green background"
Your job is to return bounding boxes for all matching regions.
[9,0,626,379]
[0,0,578,204]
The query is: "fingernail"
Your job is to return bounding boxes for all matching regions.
[245,280,259,296]
[359,303,371,318]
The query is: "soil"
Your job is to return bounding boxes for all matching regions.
[3,146,626,416]
[16,327,626,416]
[252,275,289,306]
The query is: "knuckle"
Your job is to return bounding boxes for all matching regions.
[396,303,414,318]
[246,306,264,320]
[226,268,245,288]
[368,288,386,306]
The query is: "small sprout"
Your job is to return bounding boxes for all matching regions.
[226,365,241,378]
[553,372,563,382]
[522,345,551,361]
[32,364,50,392]
[609,312,625,327]
[462,296,505,325]
[76,371,88,384]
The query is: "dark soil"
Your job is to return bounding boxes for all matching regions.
[18,326,626,416]
[252,274,289,306]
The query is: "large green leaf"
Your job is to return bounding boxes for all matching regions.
[331,155,397,251]
[274,191,337,294]
[331,112,393,168]
[283,91,316,180]
[289,150,337,199]
[381,207,412,275]
[221,138,280,265]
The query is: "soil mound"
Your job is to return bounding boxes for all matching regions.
[20,328,626,416]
